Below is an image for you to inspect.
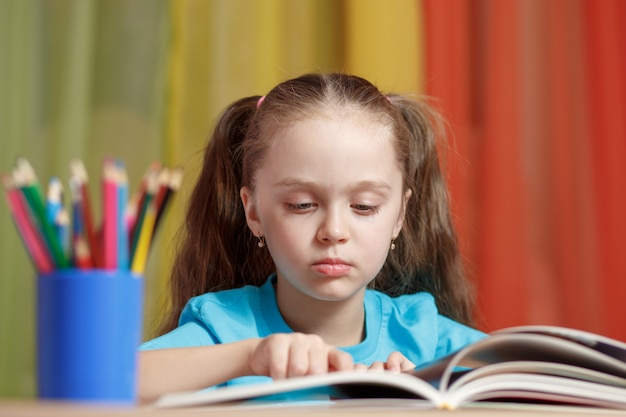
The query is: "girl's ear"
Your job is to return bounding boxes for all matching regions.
[240,186,262,236]
[393,188,412,237]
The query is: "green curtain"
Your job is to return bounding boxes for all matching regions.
[0,0,423,398]
[0,0,170,397]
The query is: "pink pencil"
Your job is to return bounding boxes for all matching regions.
[3,174,55,273]
[102,158,118,269]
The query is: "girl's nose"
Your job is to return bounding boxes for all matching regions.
[316,209,349,244]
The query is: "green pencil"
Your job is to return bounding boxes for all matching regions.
[14,159,69,268]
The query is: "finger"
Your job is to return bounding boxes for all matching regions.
[400,357,416,372]
[354,363,369,372]
[307,349,327,376]
[385,351,414,373]
[328,348,354,373]
[265,335,290,380]
[286,336,312,378]
[368,361,385,371]
[308,343,332,376]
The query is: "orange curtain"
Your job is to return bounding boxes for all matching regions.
[423,0,626,340]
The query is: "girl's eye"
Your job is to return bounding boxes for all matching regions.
[287,202,316,212]
[352,204,380,214]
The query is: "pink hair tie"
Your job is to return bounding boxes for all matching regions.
[256,95,266,109]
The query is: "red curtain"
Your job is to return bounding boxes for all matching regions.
[423,0,626,340]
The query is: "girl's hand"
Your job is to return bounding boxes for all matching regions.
[355,351,415,373]
[248,333,354,379]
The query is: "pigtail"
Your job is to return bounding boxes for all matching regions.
[380,96,476,326]
[159,96,274,335]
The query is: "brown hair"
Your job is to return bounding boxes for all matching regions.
[159,73,476,335]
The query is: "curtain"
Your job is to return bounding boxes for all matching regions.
[424,0,626,339]
[0,0,170,397]
[2,0,624,399]
[0,0,422,398]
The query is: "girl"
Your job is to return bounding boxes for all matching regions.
[138,73,485,403]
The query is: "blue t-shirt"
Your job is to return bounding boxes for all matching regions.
[141,274,486,388]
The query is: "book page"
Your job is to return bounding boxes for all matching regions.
[427,333,626,389]
[493,325,626,361]
[154,370,444,409]
[450,361,626,390]
[444,373,626,410]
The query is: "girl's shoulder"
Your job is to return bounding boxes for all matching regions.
[179,276,283,335]
[186,275,276,308]
[187,284,263,308]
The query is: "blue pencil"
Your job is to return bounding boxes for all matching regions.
[54,207,70,259]
[45,177,63,225]
[116,160,129,270]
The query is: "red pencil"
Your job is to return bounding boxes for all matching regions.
[68,175,93,269]
[70,159,99,267]
[3,174,55,273]
[153,167,183,241]
[74,237,94,269]
[153,167,171,215]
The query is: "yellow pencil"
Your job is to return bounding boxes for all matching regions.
[130,200,157,275]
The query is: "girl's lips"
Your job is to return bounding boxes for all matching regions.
[311,260,352,277]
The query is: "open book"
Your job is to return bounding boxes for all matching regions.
[154,325,626,410]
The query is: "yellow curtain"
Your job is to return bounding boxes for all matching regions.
[156,0,424,334]
[344,0,422,93]
[0,0,424,397]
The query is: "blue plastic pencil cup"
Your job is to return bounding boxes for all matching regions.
[36,268,143,404]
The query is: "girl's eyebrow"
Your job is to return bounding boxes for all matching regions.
[273,177,392,192]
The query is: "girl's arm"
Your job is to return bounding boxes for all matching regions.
[137,338,258,404]
[137,333,354,404]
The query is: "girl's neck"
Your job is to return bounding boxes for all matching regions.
[274,280,366,347]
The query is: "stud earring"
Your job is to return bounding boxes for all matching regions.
[257,235,265,248]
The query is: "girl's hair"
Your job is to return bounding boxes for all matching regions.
[159,73,476,335]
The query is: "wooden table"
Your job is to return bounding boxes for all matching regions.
[3,399,626,417]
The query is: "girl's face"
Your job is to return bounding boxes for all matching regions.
[241,111,410,304]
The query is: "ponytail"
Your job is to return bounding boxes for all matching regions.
[159,96,274,334]
[377,96,476,326]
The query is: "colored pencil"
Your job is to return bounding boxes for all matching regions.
[5,158,181,275]
[3,174,55,273]
[54,207,70,258]
[45,177,63,226]
[73,238,93,269]
[102,158,119,270]
[68,176,93,269]
[128,161,161,239]
[153,166,183,241]
[70,159,99,267]
[14,159,69,268]
[129,167,158,264]
[153,167,171,217]
[116,160,129,270]
[130,198,157,275]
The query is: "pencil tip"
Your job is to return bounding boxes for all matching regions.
[169,168,184,190]
[70,158,89,182]
[15,158,37,183]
